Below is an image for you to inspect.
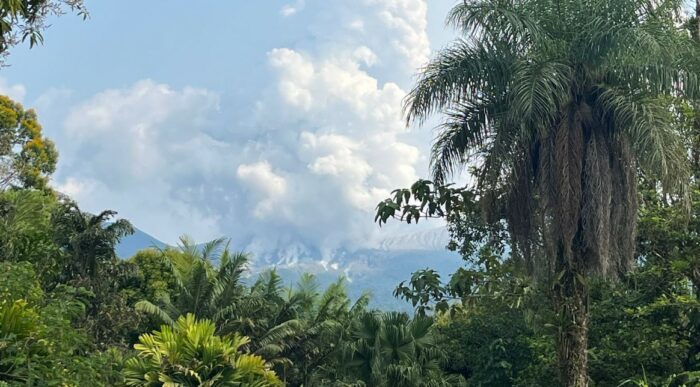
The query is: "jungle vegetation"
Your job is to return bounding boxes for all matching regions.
[4,0,700,386]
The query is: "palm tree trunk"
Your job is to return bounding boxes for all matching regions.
[694,0,700,172]
[554,260,589,387]
[696,0,700,41]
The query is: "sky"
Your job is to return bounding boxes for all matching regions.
[1,0,460,255]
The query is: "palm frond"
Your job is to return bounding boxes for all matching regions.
[447,0,541,46]
[405,39,513,125]
[431,98,496,184]
[135,300,175,326]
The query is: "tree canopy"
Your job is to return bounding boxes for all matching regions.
[0,96,57,190]
[3,1,700,386]
[378,0,700,385]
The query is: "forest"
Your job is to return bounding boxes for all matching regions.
[3,0,700,386]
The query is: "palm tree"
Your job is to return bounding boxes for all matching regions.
[135,236,249,326]
[135,238,306,370]
[123,314,282,386]
[137,243,371,386]
[52,199,133,279]
[329,311,465,387]
[227,269,306,369]
[403,1,699,385]
[289,275,371,385]
[247,273,371,386]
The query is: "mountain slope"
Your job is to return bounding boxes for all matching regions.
[116,227,463,311]
[116,228,167,258]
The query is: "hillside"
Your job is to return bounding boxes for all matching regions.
[116,227,463,310]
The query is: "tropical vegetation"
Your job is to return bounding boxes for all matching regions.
[377,0,700,385]
[3,0,700,386]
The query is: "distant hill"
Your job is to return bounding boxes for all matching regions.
[116,227,464,311]
[270,248,461,312]
[116,228,167,258]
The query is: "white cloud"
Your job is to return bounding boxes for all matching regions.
[352,46,378,67]
[267,49,315,111]
[34,88,73,112]
[44,0,435,258]
[303,0,430,73]
[280,6,296,17]
[237,161,287,218]
[266,47,407,132]
[54,80,224,243]
[0,78,26,103]
[245,21,424,250]
[54,177,96,198]
[62,79,221,183]
[371,0,430,69]
[280,0,305,17]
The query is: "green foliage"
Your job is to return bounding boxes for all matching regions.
[134,237,376,386]
[0,190,60,281]
[127,248,178,304]
[404,179,700,387]
[123,313,282,386]
[378,1,700,384]
[134,236,249,327]
[0,261,123,386]
[0,0,87,59]
[0,299,43,384]
[427,263,700,387]
[620,371,700,387]
[588,277,695,387]
[324,311,466,387]
[75,260,146,349]
[46,198,141,348]
[0,95,57,190]
[434,306,534,386]
[0,261,42,303]
[248,273,371,385]
[52,198,134,279]
[637,182,700,301]
[4,1,700,386]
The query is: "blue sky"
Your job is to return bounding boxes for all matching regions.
[1,1,459,255]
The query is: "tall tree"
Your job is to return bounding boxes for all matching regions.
[50,199,138,347]
[135,239,372,385]
[697,0,700,43]
[0,190,59,277]
[378,1,699,385]
[0,95,57,191]
[52,199,134,279]
[327,311,466,387]
[134,236,250,327]
[244,273,370,386]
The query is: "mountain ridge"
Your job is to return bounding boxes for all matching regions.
[116,227,463,311]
